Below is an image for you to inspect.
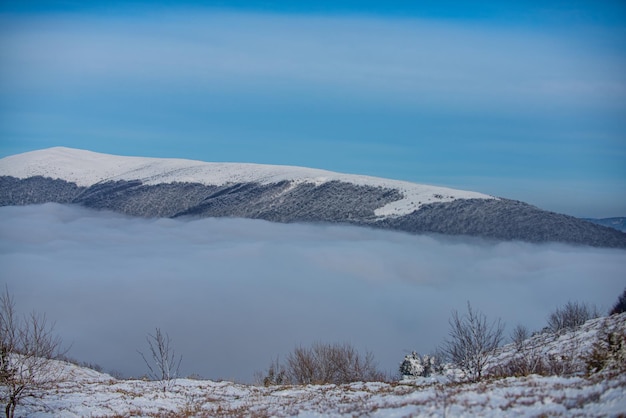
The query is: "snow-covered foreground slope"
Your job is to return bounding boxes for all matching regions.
[0,147,493,217]
[16,314,626,417]
[21,372,626,417]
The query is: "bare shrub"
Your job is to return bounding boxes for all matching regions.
[0,287,65,418]
[510,324,530,349]
[257,357,287,387]
[493,354,545,378]
[495,348,583,378]
[275,342,384,385]
[494,349,582,378]
[547,301,599,333]
[497,348,547,378]
[492,324,544,377]
[545,353,579,376]
[585,322,626,375]
[609,288,626,315]
[57,354,103,373]
[138,328,182,392]
[440,302,504,382]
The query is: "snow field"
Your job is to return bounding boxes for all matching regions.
[18,313,626,417]
[0,147,495,217]
[21,368,626,417]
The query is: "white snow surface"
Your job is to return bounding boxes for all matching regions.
[12,314,626,417]
[20,372,626,418]
[0,147,495,217]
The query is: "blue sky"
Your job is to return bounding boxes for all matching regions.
[1,1,625,217]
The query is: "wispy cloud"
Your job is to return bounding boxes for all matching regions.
[2,12,624,109]
[1,204,624,381]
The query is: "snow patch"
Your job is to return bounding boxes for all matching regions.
[0,147,495,217]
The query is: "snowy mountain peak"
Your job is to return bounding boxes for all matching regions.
[2,147,625,248]
[0,147,495,217]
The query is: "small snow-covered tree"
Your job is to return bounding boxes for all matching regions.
[0,287,65,418]
[440,302,504,382]
[138,328,182,393]
[399,352,442,378]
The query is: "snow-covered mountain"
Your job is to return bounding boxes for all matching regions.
[0,147,493,217]
[1,147,625,247]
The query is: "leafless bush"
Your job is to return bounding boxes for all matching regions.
[138,328,182,392]
[493,324,544,377]
[510,324,530,349]
[0,287,65,418]
[496,345,546,378]
[545,353,580,376]
[547,301,599,333]
[499,324,589,378]
[585,322,626,375]
[609,288,626,315]
[493,354,546,378]
[57,354,103,373]
[256,357,287,387]
[440,302,504,382]
[494,351,582,379]
[267,342,385,385]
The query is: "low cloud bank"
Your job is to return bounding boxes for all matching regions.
[1,204,624,381]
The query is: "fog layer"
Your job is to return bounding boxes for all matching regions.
[1,204,624,381]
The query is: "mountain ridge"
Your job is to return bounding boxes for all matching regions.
[584,217,626,232]
[0,147,494,218]
[1,147,625,248]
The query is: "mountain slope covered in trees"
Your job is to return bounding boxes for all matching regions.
[1,147,625,247]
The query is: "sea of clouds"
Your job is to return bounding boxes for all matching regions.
[1,203,624,382]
